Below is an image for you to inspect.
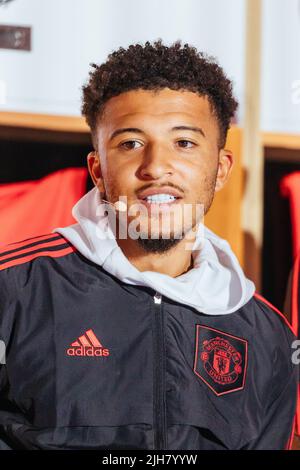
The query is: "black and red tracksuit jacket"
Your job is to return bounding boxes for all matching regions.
[0,233,298,450]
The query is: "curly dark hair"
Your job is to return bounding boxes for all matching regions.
[82,39,238,149]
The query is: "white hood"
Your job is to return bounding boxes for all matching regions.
[54,187,255,315]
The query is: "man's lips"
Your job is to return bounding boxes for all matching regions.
[134,187,184,213]
[136,186,184,200]
[137,199,181,214]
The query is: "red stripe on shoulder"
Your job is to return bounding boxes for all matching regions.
[0,245,76,271]
[254,292,295,334]
[0,237,67,262]
[0,233,61,254]
[6,233,59,248]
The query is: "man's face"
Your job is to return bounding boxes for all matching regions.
[88,88,232,250]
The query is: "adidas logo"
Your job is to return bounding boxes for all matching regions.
[67,329,110,357]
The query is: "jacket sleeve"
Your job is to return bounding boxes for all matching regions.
[0,269,15,450]
[242,308,299,450]
[242,366,298,449]
[284,254,300,435]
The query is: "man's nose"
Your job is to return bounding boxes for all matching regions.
[138,142,174,180]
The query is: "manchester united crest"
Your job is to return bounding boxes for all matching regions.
[194,325,248,396]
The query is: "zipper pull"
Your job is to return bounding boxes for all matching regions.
[154,292,162,304]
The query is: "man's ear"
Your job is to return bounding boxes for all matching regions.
[87,151,105,193]
[215,148,234,193]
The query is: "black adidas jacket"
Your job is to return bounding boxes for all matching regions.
[0,233,298,450]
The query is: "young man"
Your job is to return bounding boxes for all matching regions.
[0,40,298,450]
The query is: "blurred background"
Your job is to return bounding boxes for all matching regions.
[0,0,300,314]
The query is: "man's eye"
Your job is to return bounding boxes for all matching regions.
[120,140,142,150]
[176,140,195,148]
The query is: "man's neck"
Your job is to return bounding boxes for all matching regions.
[116,235,195,278]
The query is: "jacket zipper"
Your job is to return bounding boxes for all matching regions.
[152,291,167,449]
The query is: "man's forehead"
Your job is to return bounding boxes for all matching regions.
[99,88,213,124]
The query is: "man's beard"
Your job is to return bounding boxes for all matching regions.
[134,186,216,254]
[101,170,217,254]
[136,235,183,254]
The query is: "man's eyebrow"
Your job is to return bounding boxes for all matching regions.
[109,128,145,141]
[171,126,206,138]
[109,125,206,141]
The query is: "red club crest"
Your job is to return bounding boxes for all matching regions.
[194,325,248,396]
